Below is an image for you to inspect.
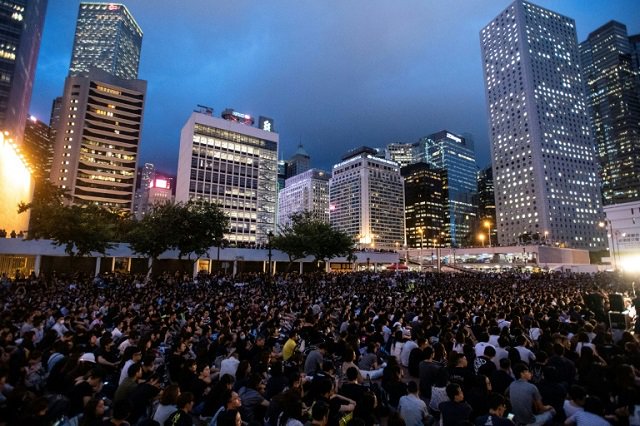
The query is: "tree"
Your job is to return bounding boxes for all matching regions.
[272,218,308,271]
[18,182,120,256]
[174,201,229,263]
[127,201,229,275]
[126,202,183,274]
[273,212,354,268]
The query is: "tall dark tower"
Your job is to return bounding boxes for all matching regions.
[580,21,640,205]
[0,0,47,143]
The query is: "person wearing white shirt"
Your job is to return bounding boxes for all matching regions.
[400,337,418,367]
[118,346,142,385]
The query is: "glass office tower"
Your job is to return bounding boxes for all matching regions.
[416,131,477,247]
[70,2,142,80]
[580,21,640,205]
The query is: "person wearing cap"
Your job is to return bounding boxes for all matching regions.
[507,363,555,426]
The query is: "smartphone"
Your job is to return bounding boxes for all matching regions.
[507,413,515,421]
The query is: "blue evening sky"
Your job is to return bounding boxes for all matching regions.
[29,1,640,175]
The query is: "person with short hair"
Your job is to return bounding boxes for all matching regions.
[398,381,430,426]
[564,396,610,426]
[507,364,555,426]
[439,383,472,426]
[474,393,515,426]
[165,392,195,426]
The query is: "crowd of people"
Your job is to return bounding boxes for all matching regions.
[0,269,638,426]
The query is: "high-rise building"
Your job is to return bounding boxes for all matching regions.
[176,110,279,245]
[401,162,445,249]
[580,21,640,205]
[133,172,174,219]
[278,168,330,227]
[49,96,63,141]
[477,166,497,245]
[23,115,52,179]
[385,143,416,168]
[70,2,142,80]
[50,3,146,211]
[286,144,311,178]
[0,0,47,144]
[329,147,405,249]
[133,162,155,218]
[49,69,147,210]
[417,131,477,247]
[480,0,604,249]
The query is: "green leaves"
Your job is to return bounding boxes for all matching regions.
[126,201,229,271]
[18,183,119,256]
[272,212,355,266]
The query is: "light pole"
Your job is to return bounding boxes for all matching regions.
[479,234,485,248]
[599,221,616,270]
[267,231,274,283]
[484,220,492,248]
[544,231,549,245]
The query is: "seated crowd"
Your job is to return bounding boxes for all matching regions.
[0,269,638,426]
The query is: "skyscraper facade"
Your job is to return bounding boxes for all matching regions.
[286,144,311,178]
[176,110,279,245]
[70,2,142,80]
[278,168,330,227]
[49,69,146,210]
[481,0,604,249]
[418,131,477,247]
[50,3,146,211]
[477,166,497,245]
[580,21,640,205]
[0,0,47,143]
[23,115,52,179]
[329,147,405,249]
[401,162,445,249]
[385,143,416,168]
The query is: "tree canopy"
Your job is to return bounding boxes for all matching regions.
[126,201,229,273]
[272,212,354,267]
[18,182,121,256]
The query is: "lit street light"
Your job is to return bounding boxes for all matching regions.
[478,233,485,248]
[484,220,492,248]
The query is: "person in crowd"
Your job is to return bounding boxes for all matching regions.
[153,384,181,425]
[439,383,472,426]
[507,364,555,426]
[398,381,430,426]
[474,393,515,426]
[165,392,195,426]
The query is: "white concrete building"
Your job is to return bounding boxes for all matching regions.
[277,168,330,227]
[329,147,405,249]
[176,110,278,245]
[480,0,605,249]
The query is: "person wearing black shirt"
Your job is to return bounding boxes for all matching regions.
[475,393,515,426]
[439,383,472,426]
[339,367,368,404]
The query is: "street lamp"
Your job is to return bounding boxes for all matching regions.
[478,233,485,248]
[599,221,617,270]
[544,231,549,245]
[484,220,492,248]
[267,231,274,282]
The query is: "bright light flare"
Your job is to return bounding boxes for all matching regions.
[0,132,34,233]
